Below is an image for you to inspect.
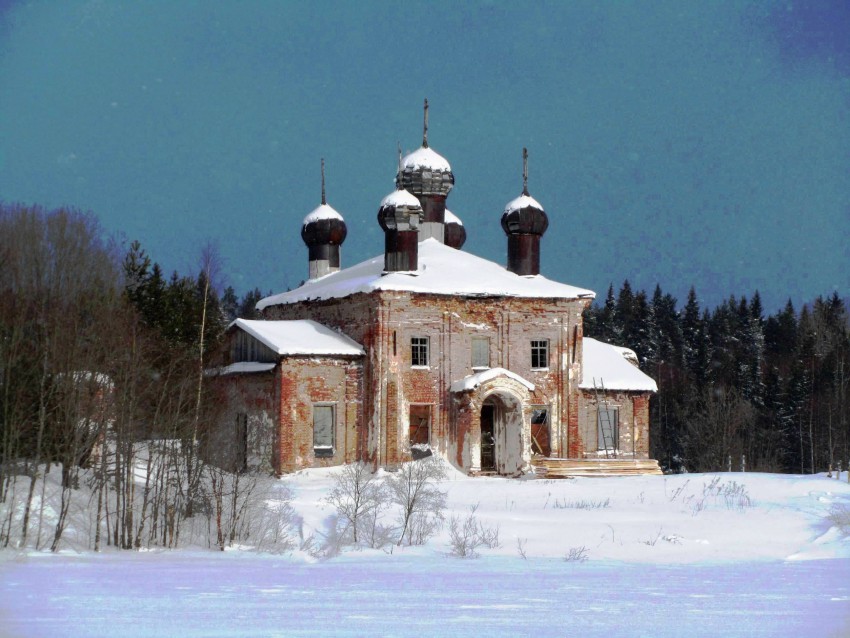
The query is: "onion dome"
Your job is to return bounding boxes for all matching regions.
[300,203,347,247]
[377,187,423,231]
[443,209,467,249]
[500,148,548,237]
[301,159,347,248]
[395,99,455,197]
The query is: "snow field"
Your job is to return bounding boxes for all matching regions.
[2,465,850,637]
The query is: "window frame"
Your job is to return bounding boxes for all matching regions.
[471,336,490,369]
[531,339,549,370]
[597,406,619,451]
[408,404,432,448]
[312,404,336,458]
[530,405,550,457]
[411,336,430,368]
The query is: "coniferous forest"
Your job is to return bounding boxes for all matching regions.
[584,282,850,474]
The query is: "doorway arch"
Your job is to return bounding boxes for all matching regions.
[480,390,524,475]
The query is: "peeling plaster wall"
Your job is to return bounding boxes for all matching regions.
[277,357,362,473]
[266,291,588,472]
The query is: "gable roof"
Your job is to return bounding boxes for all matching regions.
[579,337,657,392]
[230,319,364,357]
[258,238,595,309]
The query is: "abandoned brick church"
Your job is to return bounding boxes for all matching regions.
[210,105,659,477]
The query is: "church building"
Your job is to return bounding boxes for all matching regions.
[209,103,659,478]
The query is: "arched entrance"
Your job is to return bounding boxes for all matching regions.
[480,391,524,475]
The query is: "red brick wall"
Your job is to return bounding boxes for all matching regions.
[265,290,593,471]
[276,357,362,473]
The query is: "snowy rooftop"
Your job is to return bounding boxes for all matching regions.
[380,188,421,208]
[257,238,595,308]
[504,194,544,214]
[401,146,452,172]
[302,204,343,226]
[230,319,364,356]
[580,337,657,392]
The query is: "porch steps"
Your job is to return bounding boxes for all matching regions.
[532,458,663,478]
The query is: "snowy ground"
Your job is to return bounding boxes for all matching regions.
[2,467,850,637]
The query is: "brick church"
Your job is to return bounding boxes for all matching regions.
[210,104,658,477]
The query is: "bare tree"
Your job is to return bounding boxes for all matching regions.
[325,462,386,546]
[386,458,447,546]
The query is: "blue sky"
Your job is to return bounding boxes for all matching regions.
[1,1,848,311]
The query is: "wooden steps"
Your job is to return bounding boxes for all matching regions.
[532,457,663,478]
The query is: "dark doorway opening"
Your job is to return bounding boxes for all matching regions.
[480,404,495,471]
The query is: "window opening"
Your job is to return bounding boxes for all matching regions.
[313,405,335,457]
[597,407,619,452]
[530,407,550,457]
[531,339,549,369]
[411,336,429,367]
[471,337,490,369]
[409,405,432,459]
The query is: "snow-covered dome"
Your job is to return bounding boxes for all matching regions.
[302,203,343,226]
[377,187,423,231]
[302,161,348,248]
[301,204,347,248]
[395,145,455,197]
[444,208,466,249]
[501,149,548,237]
[501,193,548,236]
[443,208,463,225]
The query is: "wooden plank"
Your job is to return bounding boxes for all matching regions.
[531,457,663,478]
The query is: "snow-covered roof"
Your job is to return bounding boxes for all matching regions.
[258,238,595,308]
[217,362,277,375]
[401,146,452,172]
[302,204,343,226]
[450,367,535,393]
[504,194,544,214]
[579,337,657,392]
[230,319,364,356]
[380,189,421,208]
[444,209,462,225]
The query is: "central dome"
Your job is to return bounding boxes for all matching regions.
[395,146,455,197]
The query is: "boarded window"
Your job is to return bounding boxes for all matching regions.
[597,407,619,451]
[313,405,335,457]
[411,336,429,367]
[531,339,549,369]
[235,412,248,473]
[409,405,431,447]
[471,337,490,368]
[530,407,550,457]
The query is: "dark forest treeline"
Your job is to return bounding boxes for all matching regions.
[585,282,850,474]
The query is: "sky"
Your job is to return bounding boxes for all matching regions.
[0,1,848,312]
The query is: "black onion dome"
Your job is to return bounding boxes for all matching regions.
[377,188,423,231]
[444,209,467,249]
[395,146,455,197]
[500,194,549,236]
[301,204,347,247]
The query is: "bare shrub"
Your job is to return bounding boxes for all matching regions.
[516,537,528,560]
[564,546,589,562]
[447,504,500,558]
[325,462,386,546]
[827,503,850,534]
[386,458,447,546]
